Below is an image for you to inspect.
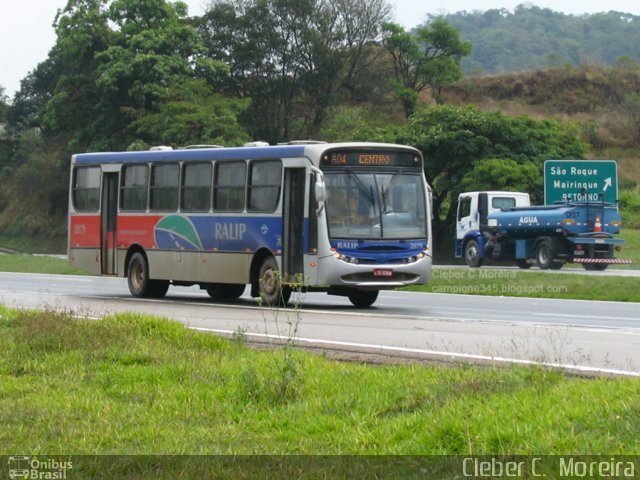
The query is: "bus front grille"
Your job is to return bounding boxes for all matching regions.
[341,272,418,283]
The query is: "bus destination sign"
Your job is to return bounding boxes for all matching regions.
[321,150,420,168]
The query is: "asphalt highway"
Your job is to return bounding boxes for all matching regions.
[0,272,638,377]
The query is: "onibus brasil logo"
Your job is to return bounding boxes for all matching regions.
[7,456,72,479]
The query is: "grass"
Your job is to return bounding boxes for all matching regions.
[0,253,84,275]
[0,307,638,471]
[0,232,66,254]
[409,268,640,302]
[619,227,640,265]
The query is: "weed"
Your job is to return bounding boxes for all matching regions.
[258,271,306,405]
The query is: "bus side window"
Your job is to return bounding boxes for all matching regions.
[214,161,246,212]
[72,166,101,212]
[121,164,149,211]
[181,162,212,212]
[150,163,180,212]
[248,160,282,212]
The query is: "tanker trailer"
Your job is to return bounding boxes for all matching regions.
[455,191,632,270]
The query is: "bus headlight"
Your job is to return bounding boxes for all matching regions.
[334,251,359,264]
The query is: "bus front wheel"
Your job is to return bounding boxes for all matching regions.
[206,283,246,300]
[348,290,379,308]
[258,257,291,306]
[127,252,169,298]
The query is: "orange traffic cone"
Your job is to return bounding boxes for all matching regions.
[594,215,602,232]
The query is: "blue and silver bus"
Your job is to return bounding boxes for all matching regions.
[68,142,432,307]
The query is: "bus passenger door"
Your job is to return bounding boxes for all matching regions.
[101,172,118,275]
[282,168,306,282]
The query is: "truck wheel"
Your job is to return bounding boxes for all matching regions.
[464,239,483,268]
[127,252,169,298]
[258,257,291,306]
[516,259,531,269]
[348,290,379,308]
[536,240,558,270]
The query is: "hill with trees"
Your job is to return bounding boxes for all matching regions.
[434,5,640,75]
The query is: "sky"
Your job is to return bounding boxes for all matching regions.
[1,0,639,100]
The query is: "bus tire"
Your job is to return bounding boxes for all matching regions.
[206,283,246,300]
[258,257,290,306]
[348,290,379,308]
[464,239,483,268]
[127,252,168,298]
[222,284,246,299]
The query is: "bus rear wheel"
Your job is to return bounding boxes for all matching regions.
[348,290,379,308]
[258,257,291,306]
[127,252,169,298]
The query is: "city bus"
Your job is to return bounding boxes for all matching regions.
[68,142,432,307]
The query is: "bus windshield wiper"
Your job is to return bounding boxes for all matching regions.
[347,169,375,206]
[381,171,402,213]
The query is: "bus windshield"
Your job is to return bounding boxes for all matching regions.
[325,171,427,240]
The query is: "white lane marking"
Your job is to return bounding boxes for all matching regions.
[189,326,640,378]
[538,312,640,322]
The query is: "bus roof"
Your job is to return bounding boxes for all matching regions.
[72,142,422,165]
[73,145,307,164]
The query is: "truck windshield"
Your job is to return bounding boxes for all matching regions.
[325,171,427,239]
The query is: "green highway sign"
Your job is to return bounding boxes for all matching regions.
[544,160,618,205]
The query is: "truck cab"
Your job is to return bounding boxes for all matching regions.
[455,191,530,267]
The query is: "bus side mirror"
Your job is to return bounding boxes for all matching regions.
[314,181,326,216]
[310,167,326,216]
[315,181,326,203]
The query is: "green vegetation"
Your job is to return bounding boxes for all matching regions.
[409,268,640,302]
[1,308,638,459]
[619,229,640,265]
[382,19,472,117]
[0,253,83,275]
[439,6,640,75]
[397,105,586,247]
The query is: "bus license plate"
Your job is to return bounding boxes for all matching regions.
[373,268,394,277]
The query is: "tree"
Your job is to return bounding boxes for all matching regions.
[44,0,233,152]
[198,0,392,142]
[10,57,60,131]
[396,105,586,243]
[0,86,11,172]
[460,159,542,203]
[43,0,112,150]
[622,93,640,143]
[0,86,8,123]
[130,80,250,147]
[382,20,471,117]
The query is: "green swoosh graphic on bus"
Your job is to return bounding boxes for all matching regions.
[155,215,203,250]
